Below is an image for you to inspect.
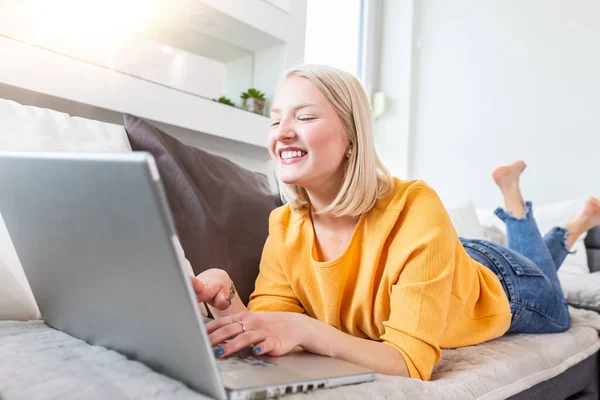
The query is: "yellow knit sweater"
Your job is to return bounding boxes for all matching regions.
[248,178,512,380]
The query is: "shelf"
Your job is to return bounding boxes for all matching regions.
[0,36,270,149]
[0,0,307,148]
[1,0,303,64]
[139,0,291,62]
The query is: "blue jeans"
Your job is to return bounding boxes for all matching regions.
[460,202,571,334]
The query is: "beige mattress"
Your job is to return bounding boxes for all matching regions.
[288,307,600,399]
[1,308,598,400]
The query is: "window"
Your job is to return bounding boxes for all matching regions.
[304,0,362,76]
[304,0,381,95]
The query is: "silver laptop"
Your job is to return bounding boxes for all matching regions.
[0,152,375,400]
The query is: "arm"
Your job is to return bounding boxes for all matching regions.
[247,232,305,314]
[301,315,409,376]
[206,311,408,376]
[379,183,457,380]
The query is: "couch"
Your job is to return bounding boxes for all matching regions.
[2,98,600,399]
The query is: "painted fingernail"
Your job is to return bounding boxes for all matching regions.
[253,346,262,354]
[214,347,224,357]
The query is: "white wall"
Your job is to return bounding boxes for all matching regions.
[377,0,600,208]
[224,54,255,104]
[304,0,361,74]
[254,45,286,104]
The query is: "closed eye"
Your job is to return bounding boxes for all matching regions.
[270,121,280,127]
[298,117,315,122]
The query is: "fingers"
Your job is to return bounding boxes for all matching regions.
[214,330,267,358]
[190,275,203,292]
[208,313,288,358]
[212,288,231,310]
[206,312,245,335]
[208,318,245,345]
[190,276,209,302]
[206,314,232,334]
[190,277,229,307]
[252,337,279,356]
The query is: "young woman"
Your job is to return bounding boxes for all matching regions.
[190,65,600,380]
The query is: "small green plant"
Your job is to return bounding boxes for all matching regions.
[240,88,266,101]
[215,96,235,107]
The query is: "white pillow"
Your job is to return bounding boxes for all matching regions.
[557,270,600,311]
[0,99,131,152]
[446,199,485,240]
[478,197,589,275]
[0,98,131,321]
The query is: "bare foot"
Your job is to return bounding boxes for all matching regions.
[581,197,600,229]
[564,197,600,247]
[492,161,527,190]
[492,161,527,218]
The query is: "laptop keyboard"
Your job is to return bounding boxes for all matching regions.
[216,347,275,372]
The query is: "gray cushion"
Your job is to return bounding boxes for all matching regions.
[586,226,600,273]
[585,226,600,248]
[123,114,278,304]
[588,250,600,273]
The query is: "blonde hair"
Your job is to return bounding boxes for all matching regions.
[278,64,393,217]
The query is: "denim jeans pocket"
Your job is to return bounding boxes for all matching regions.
[462,241,516,301]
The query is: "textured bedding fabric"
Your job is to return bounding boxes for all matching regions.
[0,321,209,400]
[1,308,599,400]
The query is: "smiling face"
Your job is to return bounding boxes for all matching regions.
[268,76,349,192]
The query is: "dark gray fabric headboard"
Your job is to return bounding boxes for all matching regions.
[586,226,600,273]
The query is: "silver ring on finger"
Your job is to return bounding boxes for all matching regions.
[237,321,246,333]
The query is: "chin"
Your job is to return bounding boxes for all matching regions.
[279,175,302,186]
[277,171,307,186]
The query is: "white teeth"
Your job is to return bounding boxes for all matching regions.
[281,150,307,160]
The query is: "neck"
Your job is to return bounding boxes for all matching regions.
[310,208,358,228]
[304,176,342,214]
[302,167,352,224]
[305,183,358,227]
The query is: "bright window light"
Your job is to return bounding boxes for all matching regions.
[16,0,157,48]
[304,0,362,75]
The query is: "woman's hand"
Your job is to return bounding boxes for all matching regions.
[206,312,307,357]
[207,311,410,377]
[191,269,235,310]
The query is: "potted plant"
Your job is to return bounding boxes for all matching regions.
[215,96,236,107]
[240,88,267,115]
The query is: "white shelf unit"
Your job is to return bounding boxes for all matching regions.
[0,0,307,149]
[0,36,270,148]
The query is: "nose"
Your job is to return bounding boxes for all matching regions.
[274,118,296,142]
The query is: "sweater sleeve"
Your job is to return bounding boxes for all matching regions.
[379,183,457,380]
[247,232,305,313]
